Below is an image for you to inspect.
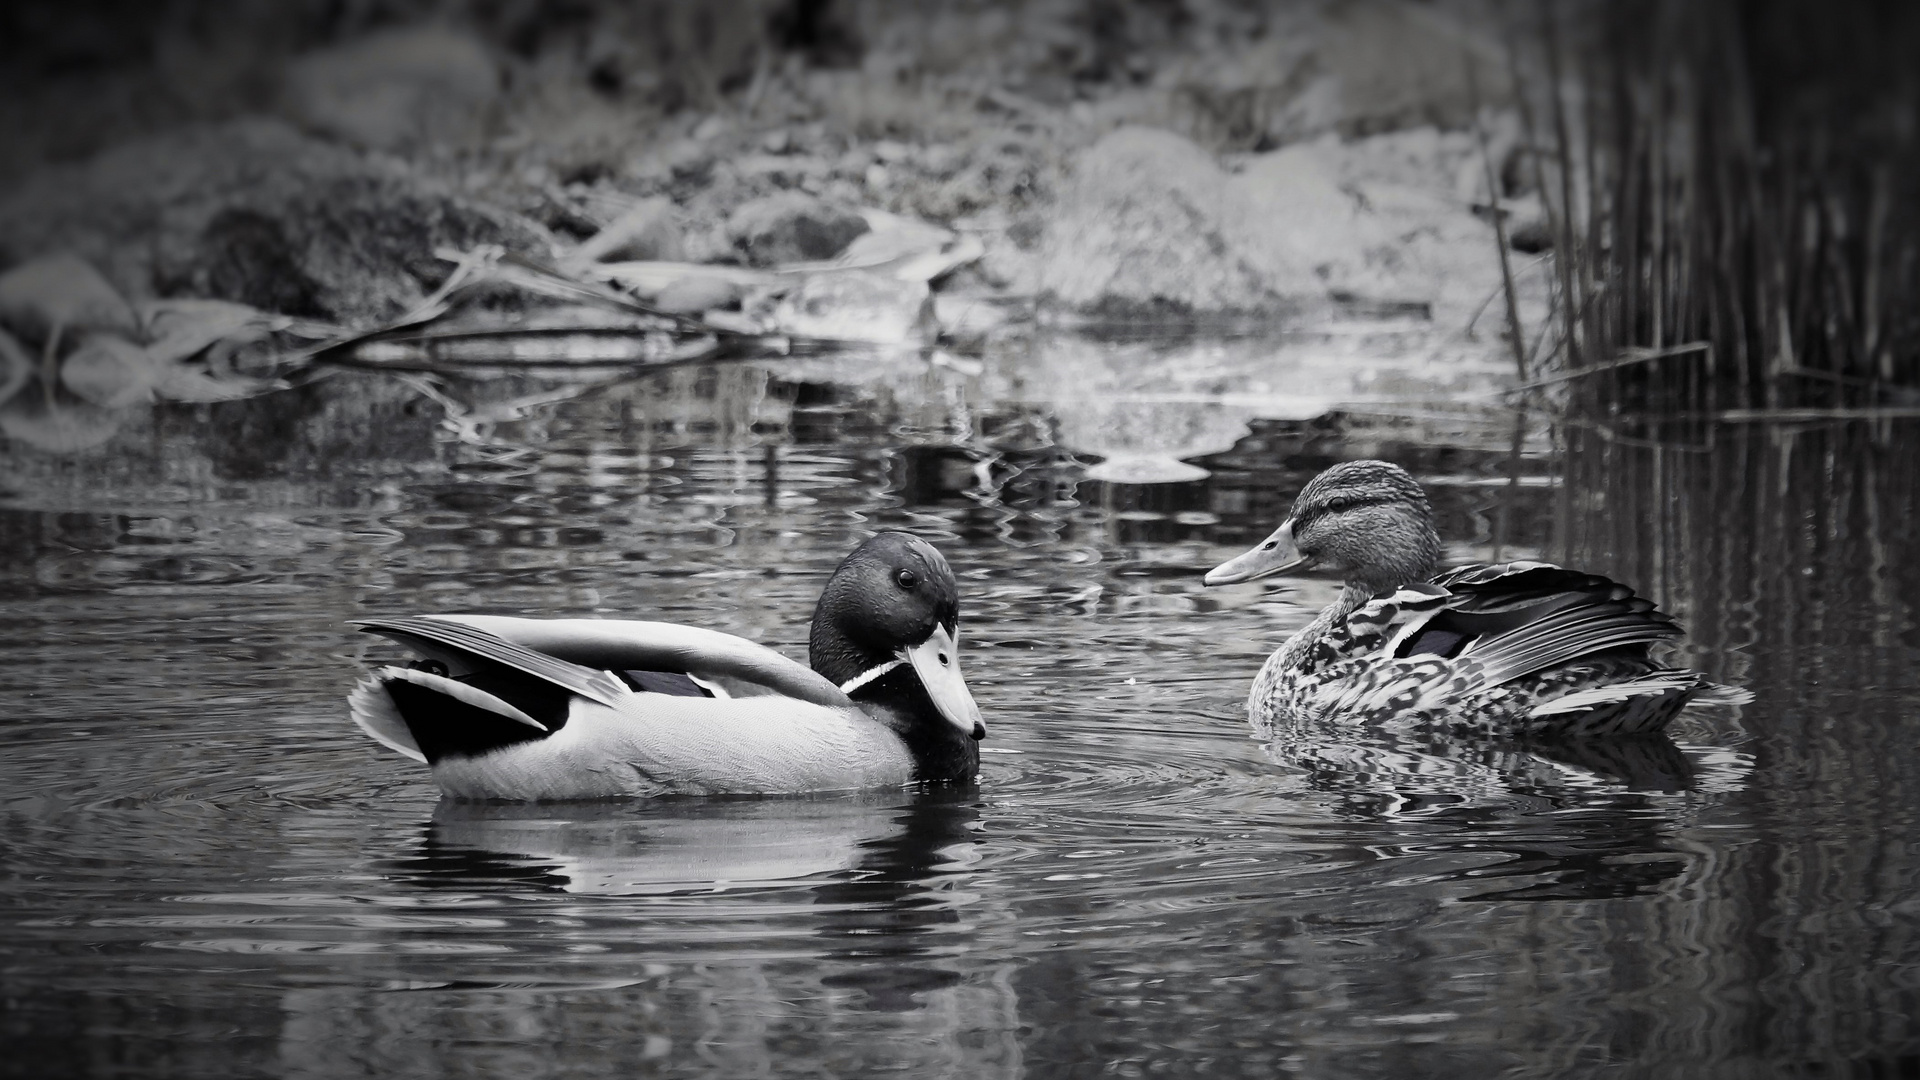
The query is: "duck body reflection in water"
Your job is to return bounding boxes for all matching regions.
[410,790,974,897]
[1206,460,1748,739]
[348,532,985,799]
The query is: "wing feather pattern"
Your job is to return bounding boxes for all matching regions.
[353,617,630,707]
[1466,604,1681,688]
[428,615,855,709]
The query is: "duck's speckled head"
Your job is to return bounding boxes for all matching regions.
[811,531,984,743]
[1205,459,1441,595]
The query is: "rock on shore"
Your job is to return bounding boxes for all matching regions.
[1040,124,1526,330]
[0,119,554,326]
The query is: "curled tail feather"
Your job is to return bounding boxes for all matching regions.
[348,672,426,763]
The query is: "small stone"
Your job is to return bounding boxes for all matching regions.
[653,275,742,315]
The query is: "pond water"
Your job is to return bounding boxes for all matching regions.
[2,340,1918,1078]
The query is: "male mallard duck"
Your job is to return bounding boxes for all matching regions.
[1204,459,1738,738]
[348,531,985,799]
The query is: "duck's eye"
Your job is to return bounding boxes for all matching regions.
[1326,496,1355,512]
[895,568,919,590]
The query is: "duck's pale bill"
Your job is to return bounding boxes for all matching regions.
[903,624,986,740]
[1204,521,1311,586]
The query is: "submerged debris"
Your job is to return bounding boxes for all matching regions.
[0,253,328,451]
[0,180,996,453]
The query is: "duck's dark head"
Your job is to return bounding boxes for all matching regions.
[1204,459,1440,595]
[810,532,986,764]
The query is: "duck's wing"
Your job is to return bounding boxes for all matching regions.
[421,615,855,710]
[1461,599,1681,688]
[353,616,630,706]
[1415,563,1683,690]
[351,617,628,765]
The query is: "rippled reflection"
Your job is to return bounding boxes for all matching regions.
[2,346,1917,1077]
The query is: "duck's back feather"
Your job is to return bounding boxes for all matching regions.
[349,672,425,762]
[355,616,630,706]
[425,615,853,707]
[1258,562,1709,736]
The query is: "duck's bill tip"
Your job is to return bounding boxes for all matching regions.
[1203,563,1250,587]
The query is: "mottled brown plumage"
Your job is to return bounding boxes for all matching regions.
[1205,461,1744,738]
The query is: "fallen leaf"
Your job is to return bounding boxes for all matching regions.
[592,261,780,299]
[0,253,139,341]
[837,209,953,266]
[653,275,742,315]
[890,233,985,284]
[140,298,271,364]
[155,365,271,402]
[783,209,984,283]
[60,334,161,408]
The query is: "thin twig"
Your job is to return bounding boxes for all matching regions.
[1502,341,1711,393]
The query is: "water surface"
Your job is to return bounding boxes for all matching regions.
[3,343,1917,1078]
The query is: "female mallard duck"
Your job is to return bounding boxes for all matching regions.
[348,531,985,799]
[1204,460,1738,738]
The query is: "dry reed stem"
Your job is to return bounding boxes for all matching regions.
[1467,50,1529,380]
[1513,0,1917,412]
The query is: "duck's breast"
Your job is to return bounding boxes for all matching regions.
[429,693,917,800]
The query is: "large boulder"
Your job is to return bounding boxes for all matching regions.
[1141,1,1512,150]
[1038,127,1276,316]
[1308,1,1509,138]
[0,119,555,325]
[1041,124,1522,328]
